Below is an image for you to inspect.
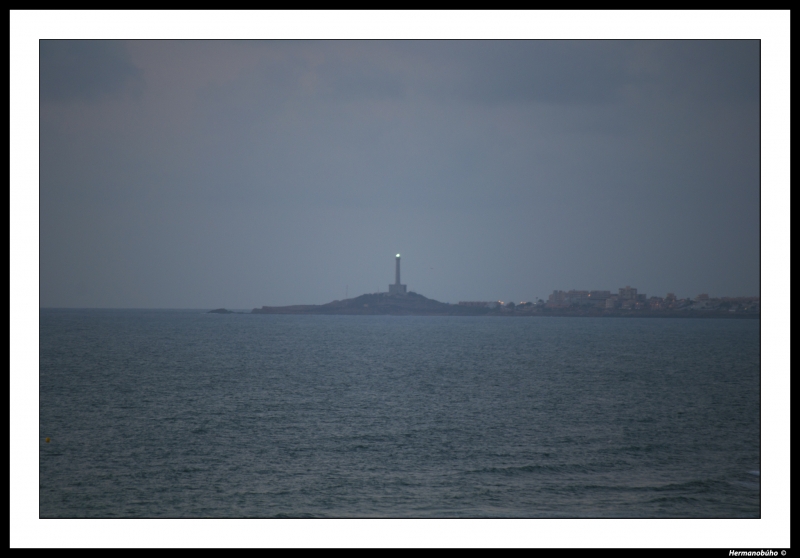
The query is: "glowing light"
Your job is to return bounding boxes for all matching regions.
[396,254,400,258]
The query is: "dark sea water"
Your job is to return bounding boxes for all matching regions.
[39,310,760,518]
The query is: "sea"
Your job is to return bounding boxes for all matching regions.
[39,309,761,518]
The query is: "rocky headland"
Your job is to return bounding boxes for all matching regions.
[252,292,489,316]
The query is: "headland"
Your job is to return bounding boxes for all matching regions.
[249,254,759,318]
[253,291,484,316]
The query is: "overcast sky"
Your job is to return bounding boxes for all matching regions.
[39,39,762,308]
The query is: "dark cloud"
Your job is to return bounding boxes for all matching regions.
[40,40,142,103]
[446,40,640,105]
[653,40,760,104]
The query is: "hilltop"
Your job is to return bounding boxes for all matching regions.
[252,292,489,316]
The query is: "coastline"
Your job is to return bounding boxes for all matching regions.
[249,292,759,318]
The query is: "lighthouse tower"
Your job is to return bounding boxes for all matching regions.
[388,253,407,296]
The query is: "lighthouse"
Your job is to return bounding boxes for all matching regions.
[388,253,407,296]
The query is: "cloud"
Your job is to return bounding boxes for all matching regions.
[40,40,143,103]
[398,41,639,107]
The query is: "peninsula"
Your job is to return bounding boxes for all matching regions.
[253,291,488,316]
[253,254,479,316]
[251,254,759,318]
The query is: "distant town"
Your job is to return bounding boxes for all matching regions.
[458,285,760,317]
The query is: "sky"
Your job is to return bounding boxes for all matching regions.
[36,38,765,309]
